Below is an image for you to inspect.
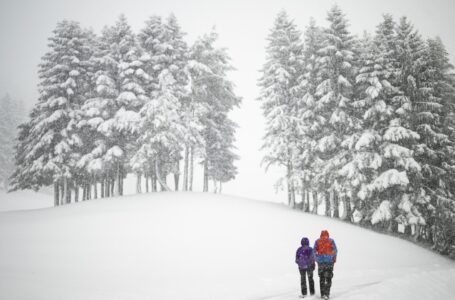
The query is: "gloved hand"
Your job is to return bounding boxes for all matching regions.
[333,256,337,263]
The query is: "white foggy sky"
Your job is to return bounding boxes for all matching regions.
[1,0,455,202]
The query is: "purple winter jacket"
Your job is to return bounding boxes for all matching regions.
[295,237,315,270]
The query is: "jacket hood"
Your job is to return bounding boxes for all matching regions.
[320,230,329,239]
[301,237,310,247]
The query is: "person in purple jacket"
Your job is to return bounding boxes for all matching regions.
[295,237,315,297]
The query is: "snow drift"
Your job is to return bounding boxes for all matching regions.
[0,192,454,300]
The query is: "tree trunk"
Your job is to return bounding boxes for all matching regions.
[54,182,59,207]
[346,195,353,222]
[93,179,98,200]
[103,178,107,198]
[287,179,291,207]
[312,191,318,214]
[58,183,63,205]
[145,174,149,193]
[115,162,121,196]
[151,166,157,192]
[119,167,124,196]
[301,180,306,211]
[189,146,194,191]
[183,145,189,191]
[333,191,339,218]
[66,180,72,204]
[174,160,180,191]
[203,159,209,192]
[306,190,311,213]
[136,173,142,194]
[63,178,69,205]
[101,179,105,198]
[59,181,64,205]
[110,179,114,197]
[291,182,296,209]
[219,182,222,193]
[325,191,331,217]
[105,177,110,198]
[155,159,171,191]
[74,184,79,203]
[87,183,92,200]
[413,224,421,242]
[159,172,167,191]
[82,184,86,200]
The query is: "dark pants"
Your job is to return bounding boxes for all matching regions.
[298,268,315,296]
[318,263,334,297]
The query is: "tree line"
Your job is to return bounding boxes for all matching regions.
[0,94,25,190]
[259,5,455,258]
[9,14,241,204]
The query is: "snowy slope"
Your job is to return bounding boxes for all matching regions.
[0,192,454,300]
[0,189,53,212]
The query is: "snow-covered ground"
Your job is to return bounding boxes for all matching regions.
[0,189,53,212]
[0,192,454,300]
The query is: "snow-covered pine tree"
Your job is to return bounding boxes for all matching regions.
[163,14,191,191]
[338,30,375,222]
[0,94,18,189]
[205,113,239,192]
[134,69,186,192]
[292,18,323,213]
[188,29,240,192]
[134,14,190,192]
[73,31,96,200]
[443,73,455,201]
[312,5,359,217]
[79,15,148,197]
[385,17,428,233]
[136,15,165,191]
[439,73,455,257]
[418,37,455,252]
[351,15,417,229]
[10,20,93,205]
[258,10,304,207]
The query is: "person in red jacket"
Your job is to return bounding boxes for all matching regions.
[314,230,338,300]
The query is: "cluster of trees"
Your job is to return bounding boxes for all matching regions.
[0,94,25,189]
[10,15,240,205]
[259,6,455,257]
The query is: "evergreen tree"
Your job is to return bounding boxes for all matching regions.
[313,5,359,217]
[135,15,166,191]
[189,30,240,192]
[10,20,93,205]
[134,14,189,191]
[352,15,420,229]
[205,113,239,192]
[419,37,455,252]
[258,10,304,206]
[79,15,148,197]
[163,14,191,190]
[293,18,323,213]
[387,17,427,232]
[0,94,19,189]
[339,30,376,222]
